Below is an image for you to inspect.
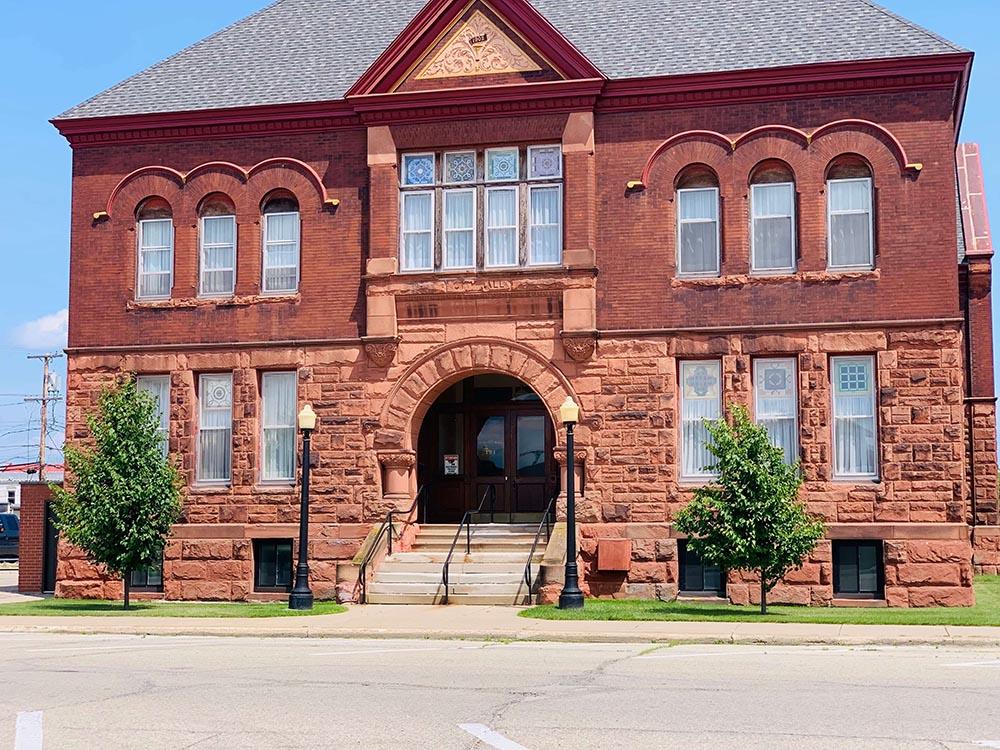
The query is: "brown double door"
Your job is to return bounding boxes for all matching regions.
[417,377,558,523]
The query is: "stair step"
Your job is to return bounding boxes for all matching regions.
[374,571,527,584]
[366,592,534,605]
[389,551,543,564]
[379,561,528,574]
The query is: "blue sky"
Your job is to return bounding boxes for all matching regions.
[0,1,996,466]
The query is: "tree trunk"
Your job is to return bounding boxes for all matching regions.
[759,576,767,615]
[124,571,131,610]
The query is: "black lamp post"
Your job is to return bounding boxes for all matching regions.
[289,403,317,610]
[558,396,584,609]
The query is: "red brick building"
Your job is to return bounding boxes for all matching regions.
[53,0,998,606]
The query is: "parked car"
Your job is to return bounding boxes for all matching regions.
[0,513,19,560]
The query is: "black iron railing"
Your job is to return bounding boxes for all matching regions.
[523,494,556,592]
[358,485,428,604]
[440,485,497,604]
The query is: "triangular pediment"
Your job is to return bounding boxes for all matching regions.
[415,10,541,80]
[347,0,604,97]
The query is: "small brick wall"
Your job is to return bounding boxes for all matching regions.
[17,482,57,594]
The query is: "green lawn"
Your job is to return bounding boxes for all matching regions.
[520,576,1000,627]
[0,598,346,618]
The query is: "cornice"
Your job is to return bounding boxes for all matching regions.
[51,53,971,148]
[598,53,971,114]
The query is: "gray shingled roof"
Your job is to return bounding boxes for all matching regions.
[57,0,965,120]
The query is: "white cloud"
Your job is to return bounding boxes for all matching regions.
[11,308,68,350]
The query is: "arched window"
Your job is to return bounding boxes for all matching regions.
[675,165,720,277]
[749,161,796,273]
[827,156,874,269]
[136,197,174,300]
[261,192,300,294]
[199,193,237,297]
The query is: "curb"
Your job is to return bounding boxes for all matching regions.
[2,622,999,647]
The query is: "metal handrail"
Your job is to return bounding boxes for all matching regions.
[523,494,556,591]
[441,485,497,604]
[359,485,428,604]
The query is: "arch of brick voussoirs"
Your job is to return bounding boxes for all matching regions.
[375,337,581,452]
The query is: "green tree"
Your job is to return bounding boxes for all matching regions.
[674,404,825,614]
[52,377,182,608]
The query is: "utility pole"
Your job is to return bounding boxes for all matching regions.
[25,353,63,483]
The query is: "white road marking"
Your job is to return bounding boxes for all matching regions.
[975,742,1000,749]
[459,723,530,750]
[25,643,179,654]
[15,711,43,750]
[944,660,1000,668]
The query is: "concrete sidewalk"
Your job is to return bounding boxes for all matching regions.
[2,604,1000,646]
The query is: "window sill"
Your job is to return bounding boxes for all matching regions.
[831,597,887,607]
[254,483,296,494]
[128,293,300,311]
[189,484,232,495]
[676,592,727,601]
[670,268,880,289]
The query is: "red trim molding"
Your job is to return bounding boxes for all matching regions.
[350,78,603,124]
[636,118,921,186]
[103,157,337,217]
[51,53,971,148]
[346,0,604,97]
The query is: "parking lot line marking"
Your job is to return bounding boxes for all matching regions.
[15,711,43,750]
[458,724,530,750]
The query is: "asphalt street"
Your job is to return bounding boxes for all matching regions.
[1,633,998,749]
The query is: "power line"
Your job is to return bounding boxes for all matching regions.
[25,353,63,482]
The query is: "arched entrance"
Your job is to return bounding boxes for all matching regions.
[416,374,559,523]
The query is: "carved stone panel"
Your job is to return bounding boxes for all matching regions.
[416,10,542,80]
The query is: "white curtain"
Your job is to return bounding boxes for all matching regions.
[753,358,797,464]
[678,188,719,274]
[829,179,873,267]
[486,188,518,267]
[833,358,877,477]
[198,373,233,482]
[680,361,721,478]
[529,185,561,265]
[136,375,170,456]
[443,189,474,268]
[262,372,296,481]
[401,192,433,271]
[201,215,236,295]
[138,219,173,298]
[263,212,299,292]
[752,183,794,270]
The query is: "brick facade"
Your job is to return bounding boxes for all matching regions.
[54,5,996,607]
[16,482,56,594]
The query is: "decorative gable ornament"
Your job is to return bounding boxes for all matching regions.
[416,10,542,80]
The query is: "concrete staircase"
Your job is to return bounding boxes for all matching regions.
[366,523,543,605]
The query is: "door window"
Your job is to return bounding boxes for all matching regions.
[475,415,506,476]
[516,415,546,477]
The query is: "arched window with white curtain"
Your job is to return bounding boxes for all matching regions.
[675,165,720,277]
[136,197,174,300]
[827,156,875,270]
[198,193,237,297]
[261,193,300,293]
[749,161,796,274]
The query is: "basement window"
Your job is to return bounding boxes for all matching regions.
[678,540,725,596]
[130,562,163,592]
[254,539,293,592]
[833,540,884,599]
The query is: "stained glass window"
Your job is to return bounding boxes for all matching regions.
[680,361,721,479]
[402,153,435,186]
[753,358,798,464]
[444,151,476,184]
[832,356,878,479]
[486,147,519,182]
[528,145,561,179]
